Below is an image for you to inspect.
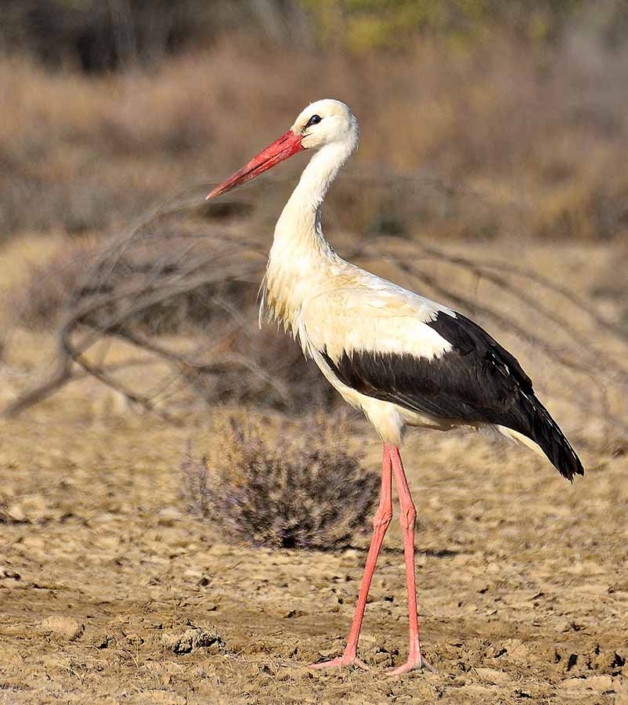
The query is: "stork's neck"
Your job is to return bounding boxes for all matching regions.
[273,140,354,256]
[264,139,356,332]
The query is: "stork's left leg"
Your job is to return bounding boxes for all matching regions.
[309,443,393,671]
[387,444,433,675]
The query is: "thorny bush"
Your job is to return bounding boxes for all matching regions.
[181,415,379,550]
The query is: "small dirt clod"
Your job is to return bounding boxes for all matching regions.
[161,626,225,655]
[39,616,85,641]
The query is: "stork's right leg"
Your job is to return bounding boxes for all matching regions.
[310,443,393,670]
[386,444,433,675]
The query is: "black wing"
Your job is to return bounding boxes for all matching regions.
[322,311,583,480]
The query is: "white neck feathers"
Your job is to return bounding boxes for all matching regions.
[275,139,355,244]
[263,136,357,332]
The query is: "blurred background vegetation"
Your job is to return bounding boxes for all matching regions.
[1,0,628,243]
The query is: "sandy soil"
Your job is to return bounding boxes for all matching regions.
[1,238,627,704]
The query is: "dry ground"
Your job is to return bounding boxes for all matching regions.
[1,237,627,705]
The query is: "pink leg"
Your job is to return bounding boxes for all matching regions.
[387,444,433,675]
[310,443,393,671]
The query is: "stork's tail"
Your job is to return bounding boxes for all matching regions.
[501,393,584,481]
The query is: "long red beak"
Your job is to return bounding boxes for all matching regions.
[207,130,304,200]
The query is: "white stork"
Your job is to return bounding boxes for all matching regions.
[207,99,584,675]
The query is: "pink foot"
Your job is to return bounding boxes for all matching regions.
[309,654,369,671]
[387,652,434,676]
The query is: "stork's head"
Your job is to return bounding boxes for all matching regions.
[291,99,359,151]
[207,99,358,200]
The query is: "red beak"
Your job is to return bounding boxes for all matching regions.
[207,130,304,200]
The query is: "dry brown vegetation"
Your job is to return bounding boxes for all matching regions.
[181,415,378,550]
[2,28,628,243]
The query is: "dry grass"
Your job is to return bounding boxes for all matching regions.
[181,414,378,550]
[2,32,628,241]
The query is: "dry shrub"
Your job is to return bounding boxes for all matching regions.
[181,327,338,414]
[181,416,379,550]
[10,244,95,332]
[6,225,337,415]
[10,236,259,335]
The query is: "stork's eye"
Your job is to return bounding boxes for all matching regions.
[305,114,322,128]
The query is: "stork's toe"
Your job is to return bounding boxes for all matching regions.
[309,655,369,671]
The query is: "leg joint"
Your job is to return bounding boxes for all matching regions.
[373,506,393,531]
[399,503,417,531]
